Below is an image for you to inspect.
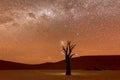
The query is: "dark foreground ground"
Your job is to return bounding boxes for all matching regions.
[0,70,120,80]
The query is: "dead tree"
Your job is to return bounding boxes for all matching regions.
[61,41,76,75]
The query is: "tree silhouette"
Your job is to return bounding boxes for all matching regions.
[61,41,76,75]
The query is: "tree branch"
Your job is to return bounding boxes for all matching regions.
[70,54,75,59]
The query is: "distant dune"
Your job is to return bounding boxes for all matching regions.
[0,60,31,69]
[0,55,120,70]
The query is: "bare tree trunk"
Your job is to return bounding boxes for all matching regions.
[61,41,76,76]
[66,55,71,75]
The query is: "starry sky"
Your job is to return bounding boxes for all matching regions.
[0,0,120,64]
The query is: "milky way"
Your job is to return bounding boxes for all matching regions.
[0,0,120,64]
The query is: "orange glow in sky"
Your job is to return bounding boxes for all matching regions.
[0,0,120,64]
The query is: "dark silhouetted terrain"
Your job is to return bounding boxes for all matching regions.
[0,55,120,70]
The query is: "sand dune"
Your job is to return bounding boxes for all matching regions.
[0,55,120,70]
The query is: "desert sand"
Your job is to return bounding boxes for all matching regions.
[0,70,120,80]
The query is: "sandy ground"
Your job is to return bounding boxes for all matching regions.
[0,70,120,80]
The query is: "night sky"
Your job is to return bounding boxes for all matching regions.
[0,0,120,64]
